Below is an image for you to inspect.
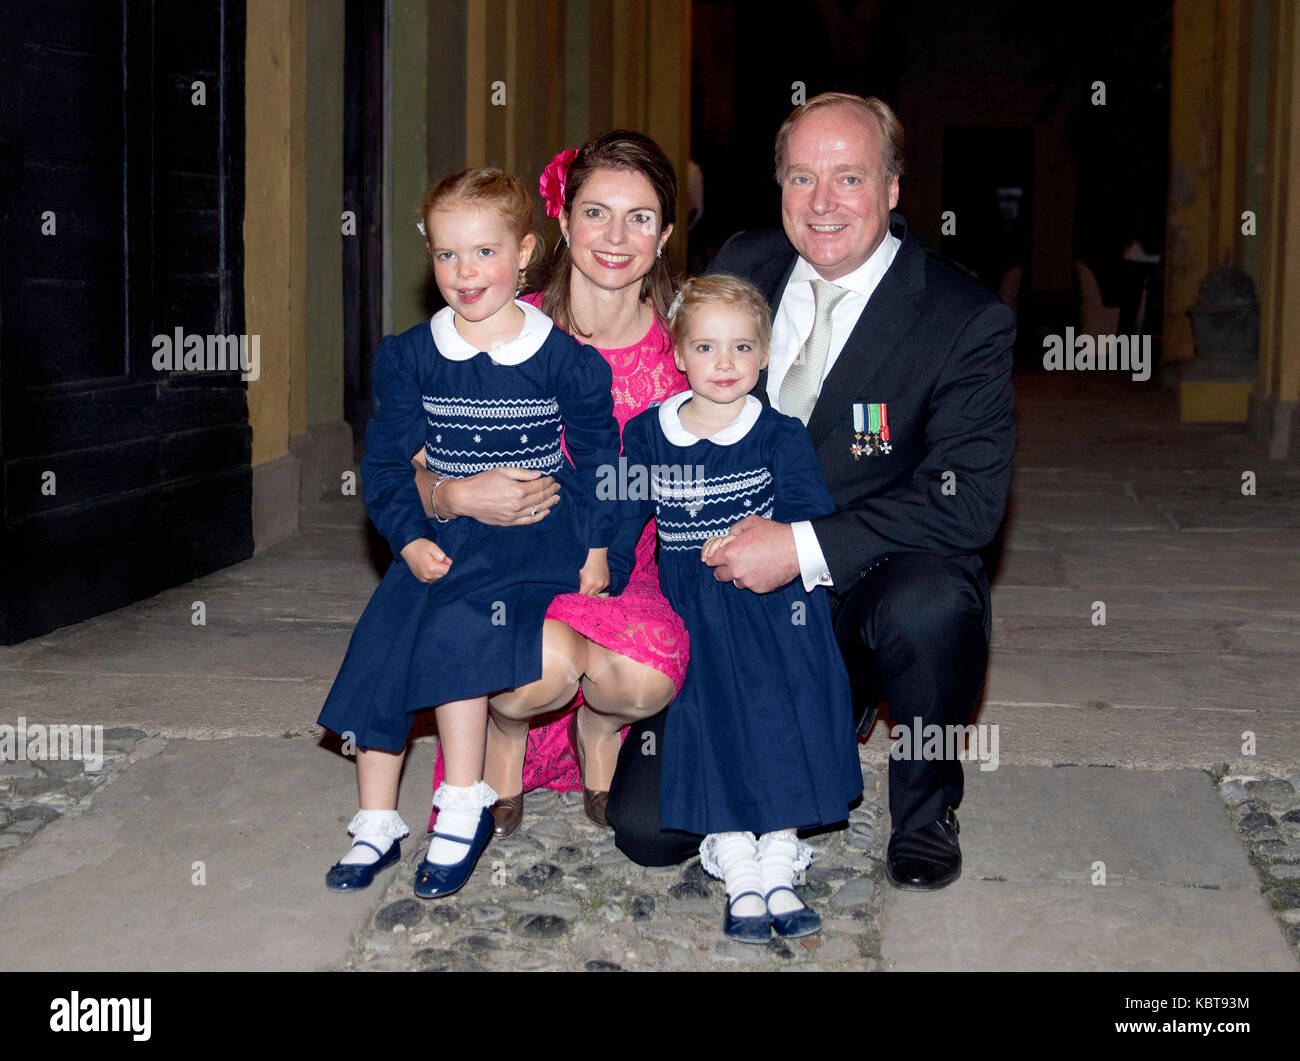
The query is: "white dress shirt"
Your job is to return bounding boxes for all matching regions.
[768,233,901,592]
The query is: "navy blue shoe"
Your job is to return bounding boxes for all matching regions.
[722,891,773,944]
[766,886,822,938]
[325,838,400,891]
[413,807,494,899]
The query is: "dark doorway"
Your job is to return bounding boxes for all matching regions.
[342,0,386,444]
[940,126,1033,296]
[0,0,250,644]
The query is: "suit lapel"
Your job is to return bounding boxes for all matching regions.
[804,216,925,451]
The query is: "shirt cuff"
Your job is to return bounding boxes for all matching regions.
[792,520,833,592]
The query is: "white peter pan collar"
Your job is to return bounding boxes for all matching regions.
[658,389,763,446]
[429,299,554,365]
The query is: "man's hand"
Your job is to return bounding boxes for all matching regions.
[703,516,800,593]
[400,537,452,583]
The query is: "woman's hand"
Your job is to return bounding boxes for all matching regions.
[411,447,559,524]
[400,537,452,583]
[578,548,609,596]
[440,467,561,525]
[413,465,439,518]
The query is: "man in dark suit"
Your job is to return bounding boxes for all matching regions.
[606,93,1015,890]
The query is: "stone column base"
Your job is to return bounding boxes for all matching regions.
[1247,389,1297,460]
[252,452,303,552]
[290,419,356,505]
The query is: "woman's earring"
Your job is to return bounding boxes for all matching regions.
[656,248,663,259]
[565,236,570,248]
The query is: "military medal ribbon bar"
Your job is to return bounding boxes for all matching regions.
[851,402,891,458]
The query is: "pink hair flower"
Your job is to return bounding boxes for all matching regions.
[539,148,580,219]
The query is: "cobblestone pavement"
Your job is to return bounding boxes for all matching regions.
[346,764,886,972]
[1217,772,1300,956]
[0,729,154,863]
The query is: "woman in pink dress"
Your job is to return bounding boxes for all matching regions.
[417,131,689,836]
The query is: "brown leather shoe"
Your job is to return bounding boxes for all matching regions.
[490,793,524,838]
[569,713,612,830]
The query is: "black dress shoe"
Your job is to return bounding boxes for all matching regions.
[855,703,880,739]
[885,808,961,891]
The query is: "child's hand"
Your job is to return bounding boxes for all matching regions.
[400,537,452,583]
[579,548,609,596]
[700,533,728,565]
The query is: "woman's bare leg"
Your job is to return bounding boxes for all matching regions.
[576,645,676,790]
[483,620,586,797]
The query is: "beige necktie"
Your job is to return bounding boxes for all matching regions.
[779,279,848,425]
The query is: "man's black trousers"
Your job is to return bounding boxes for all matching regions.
[605,552,991,866]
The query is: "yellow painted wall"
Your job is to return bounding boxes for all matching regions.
[245,0,345,467]
[1259,0,1300,406]
[1164,0,1218,365]
[390,0,431,333]
[1166,0,1300,441]
[305,0,346,428]
[244,0,293,468]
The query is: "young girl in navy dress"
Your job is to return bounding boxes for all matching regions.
[318,170,620,898]
[606,275,862,941]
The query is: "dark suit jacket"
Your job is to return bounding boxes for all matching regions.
[708,212,1015,598]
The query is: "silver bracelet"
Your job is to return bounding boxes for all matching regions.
[430,474,456,523]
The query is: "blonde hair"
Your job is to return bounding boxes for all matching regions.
[774,92,904,182]
[421,168,539,269]
[668,274,772,354]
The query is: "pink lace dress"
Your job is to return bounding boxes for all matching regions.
[430,296,689,821]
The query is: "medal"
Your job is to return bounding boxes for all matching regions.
[852,403,892,458]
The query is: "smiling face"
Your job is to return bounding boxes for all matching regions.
[780,104,899,281]
[560,167,672,292]
[426,204,535,329]
[673,303,769,411]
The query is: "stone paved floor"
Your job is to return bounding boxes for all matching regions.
[1216,772,1300,953]
[347,765,886,972]
[0,728,152,856]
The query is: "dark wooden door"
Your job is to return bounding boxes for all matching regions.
[342,0,385,443]
[0,0,250,644]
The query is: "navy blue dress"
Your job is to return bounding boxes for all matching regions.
[607,391,862,835]
[318,302,619,752]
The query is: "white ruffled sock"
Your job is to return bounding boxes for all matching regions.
[427,781,497,865]
[757,831,813,915]
[700,832,766,918]
[338,809,409,866]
